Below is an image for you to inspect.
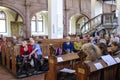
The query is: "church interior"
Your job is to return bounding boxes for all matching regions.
[0,0,120,80]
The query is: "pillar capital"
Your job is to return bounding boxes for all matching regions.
[25,0,31,6]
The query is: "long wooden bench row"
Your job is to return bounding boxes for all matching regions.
[45,45,120,80]
[76,55,120,80]
[1,39,75,77]
[1,42,17,75]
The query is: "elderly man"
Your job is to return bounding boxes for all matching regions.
[29,39,42,72]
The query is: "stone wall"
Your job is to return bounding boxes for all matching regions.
[0,0,114,37]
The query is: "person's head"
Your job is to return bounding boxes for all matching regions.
[82,37,88,44]
[3,37,6,42]
[110,41,119,52]
[13,36,16,40]
[97,43,108,55]
[75,36,80,42]
[30,39,35,45]
[21,40,28,47]
[29,37,33,42]
[81,43,101,62]
[66,36,71,43]
[43,36,47,39]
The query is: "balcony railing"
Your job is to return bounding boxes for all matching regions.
[80,13,118,35]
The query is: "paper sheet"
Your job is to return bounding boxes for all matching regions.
[101,55,116,66]
[44,56,48,59]
[114,57,120,63]
[57,57,63,62]
[59,68,75,73]
[94,62,103,70]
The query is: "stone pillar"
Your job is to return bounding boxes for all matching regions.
[25,0,31,38]
[48,0,63,39]
[91,0,102,18]
[116,0,120,34]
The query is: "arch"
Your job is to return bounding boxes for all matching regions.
[0,4,25,23]
[69,13,89,35]
[31,10,48,20]
[76,13,89,24]
[0,6,24,36]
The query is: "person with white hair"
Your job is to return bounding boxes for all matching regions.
[29,39,42,72]
[62,36,73,54]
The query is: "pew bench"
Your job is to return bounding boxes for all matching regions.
[75,54,120,80]
[45,45,79,80]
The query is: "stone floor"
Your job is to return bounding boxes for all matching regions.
[0,66,45,80]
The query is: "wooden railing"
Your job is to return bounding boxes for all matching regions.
[80,13,118,35]
[80,14,102,35]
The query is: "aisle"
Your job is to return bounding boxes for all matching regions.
[0,66,45,80]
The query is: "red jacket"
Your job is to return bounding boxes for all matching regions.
[20,45,33,56]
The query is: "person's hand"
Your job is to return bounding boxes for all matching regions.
[67,49,70,53]
[35,53,38,59]
[29,54,31,59]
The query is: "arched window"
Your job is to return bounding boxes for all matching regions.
[31,15,37,32]
[31,14,43,33]
[0,11,6,33]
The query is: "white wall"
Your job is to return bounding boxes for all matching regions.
[0,8,23,37]
[70,16,76,34]
[91,0,103,18]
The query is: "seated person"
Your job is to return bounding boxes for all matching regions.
[19,40,33,74]
[108,41,120,56]
[20,40,32,57]
[29,39,42,71]
[73,36,82,52]
[97,42,108,55]
[62,36,73,54]
[81,43,101,63]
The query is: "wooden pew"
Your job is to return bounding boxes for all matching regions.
[1,42,20,76]
[101,54,119,80]
[113,54,120,80]
[45,45,79,80]
[11,44,20,75]
[6,46,11,70]
[5,41,13,70]
[40,38,75,57]
[103,63,117,80]
[75,53,120,80]
[1,38,75,78]
[1,42,7,66]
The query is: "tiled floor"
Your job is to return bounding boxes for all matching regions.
[0,66,45,80]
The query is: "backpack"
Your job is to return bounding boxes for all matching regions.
[55,48,63,56]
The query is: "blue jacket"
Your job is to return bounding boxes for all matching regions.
[62,42,73,53]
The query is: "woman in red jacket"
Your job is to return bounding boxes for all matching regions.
[20,40,33,57]
[19,40,33,75]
